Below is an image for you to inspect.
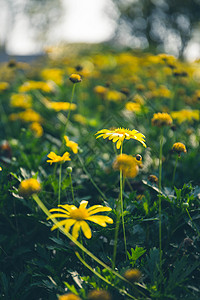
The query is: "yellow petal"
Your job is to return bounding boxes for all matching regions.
[49,208,70,214]
[87,215,113,227]
[47,213,69,220]
[88,207,112,216]
[116,139,122,149]
[80,221,92,239]
[79,200,88,209]
[51,219,69,231]
[72,221,81,240]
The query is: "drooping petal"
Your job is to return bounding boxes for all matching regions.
[87,215,113,227]
[116,139,122,149]
[80,221,92,239]
[51,219,69,231]
[64,219,76,232]
[58,204,77,211]
[72,221,81,240]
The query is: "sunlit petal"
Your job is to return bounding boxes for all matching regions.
[80,221,92,239]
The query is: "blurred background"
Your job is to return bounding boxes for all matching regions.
[1,0,200,60]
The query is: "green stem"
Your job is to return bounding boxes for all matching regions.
[69,172,75,205]
[63,83,76,137]
[172,155,179,187]
[32,194,147,297]
[112,203,121,269]
[120,145,127,261]
[75,252,138,300]
[57,163,62,238]
[58,163,62,207]
[77,154,108,202]
[158,128,163,270]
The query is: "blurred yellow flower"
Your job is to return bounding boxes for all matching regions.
[49,102,77,111]
[0,82,9,91]
[171,109,199,124]
[48,200,113,240]
[124,268,142,283]
[10,93,32,109]
[69,73,82,83]
[9,109,42,123]
[41,68,64,85]
[151,112,172,127]
[106,90,124,102]
[113,154,142,178]
[73,114,87,125]
[29,122,43,137]
[87,289,111,300]
[64,136,78,154]
[58,294,81,300]
[19,80,54,93]
[93,85,108,96]
[95,127,146,149]
[125,102,141,112]
[47,151,71,165]
[19,178,41,197]
[172,142,187,155]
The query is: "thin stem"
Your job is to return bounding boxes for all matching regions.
[158,128,163,270]
[57,163,62,238]
[63,84,76,137]
[75,252,138,300]
[69,172,75,205]
[172,155,179,187]
[58,163,62,207]
[32,194,147,297]
[112,203,121,269]
[120,145,127,261]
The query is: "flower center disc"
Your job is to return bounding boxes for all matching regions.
[70,207,89,220]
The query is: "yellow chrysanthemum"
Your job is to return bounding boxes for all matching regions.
[19,178,41,197]
[29,122,43,137]
[49,102,77,111]
[151,112,173,127]
[18,80,54,93]
[64,136,78,154]
[58,293,81,300]
[9,109,43,123]
[48,200,113,240]
[69,74,82,83]
[172,142,187,155]
[95,127,146,149]
[0,166,2,171]
[10,93,32,109]
[47,151,71,165]
[113,154,142,178]
[124,269,142,283]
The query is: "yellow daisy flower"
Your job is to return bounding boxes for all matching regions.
[151,112,173,127]
[69,74,82,83]
[47,151,71,165]
[95,127,146,149]
[172,142,187,155]
[64,136,78,154]
[113,154,142,178]
[47,200,113,240]
[18,178,41,197]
